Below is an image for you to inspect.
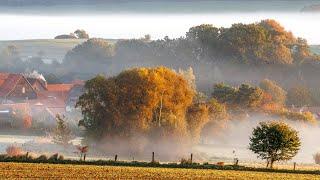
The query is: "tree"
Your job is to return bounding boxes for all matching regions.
[54,34,77,39]
[314,152,320,165]
[186,103,209,143]
[74,29,89,39]
[76,145,89,161]
[236,84,263,108]
[178,67,196,91]
[259,79,286,106]
[249,121,301,168]
[287,85,313,107]
[212,83,263,109]
[200,98,229,141]
[76,67,195,147]
[0,45,21,69]
[53,115,72,146]
[63,38,114,73]
[211,83,237,105]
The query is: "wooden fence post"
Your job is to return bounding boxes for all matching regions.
[152,152,155,162]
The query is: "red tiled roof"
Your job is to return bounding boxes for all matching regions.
[71,79,85,85]
[47,84,74,92]
[0,73,24,97]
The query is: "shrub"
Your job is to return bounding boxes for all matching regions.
[217,162,225,166]
[180,158,192,165]
[58,155,64,161]
[0,154,8,161]
[314,152,320,164]
[6,145,23,156]
[36,155,48,161]
[49,153,59,161]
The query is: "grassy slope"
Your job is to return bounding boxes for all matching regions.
[0,162,318,179]
[310,45,320,55]
[0,39,118,62]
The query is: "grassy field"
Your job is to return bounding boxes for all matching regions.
[0,162,319,179]
[0,39,118,62]
[310,45,320,55]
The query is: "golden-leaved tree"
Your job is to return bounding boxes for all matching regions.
[77,66,198,153]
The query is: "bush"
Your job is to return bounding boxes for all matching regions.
[6,145,24,156]
[49,153,59,161]
[266,108,317,124]
[0,154,8,161]
[58,155,64,161]
[314,152,320,164]
[36,155,48,161]
[217,162,225,166]
[180,158,192,165]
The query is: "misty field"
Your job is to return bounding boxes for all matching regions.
[311,45,320,55]
[0,163,319,179]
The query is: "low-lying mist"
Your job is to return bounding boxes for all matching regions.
[196,115,320,164]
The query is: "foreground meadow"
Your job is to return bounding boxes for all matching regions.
[0,163,319,179]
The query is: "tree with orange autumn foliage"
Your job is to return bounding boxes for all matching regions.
[77,66,195,146]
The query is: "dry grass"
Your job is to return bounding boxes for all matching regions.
[0,162,319,179]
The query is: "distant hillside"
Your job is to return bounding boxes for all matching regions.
[0,39,85,63]
[0,39,119,63]
[310,45,320,55]
[301,4,320,12]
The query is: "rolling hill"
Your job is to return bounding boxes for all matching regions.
[0,39,117,63]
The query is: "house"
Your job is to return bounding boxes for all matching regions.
[0,103,31,128]
[27,77,47,91]
[66,81,84,112]
[0,72,85,128]
[0,73,37,103]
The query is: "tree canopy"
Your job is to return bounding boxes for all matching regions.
[249,121,301,168]
[212,83,263,109]
[76,67,196,147]
[259,79,286,106]
[63,38,114,73]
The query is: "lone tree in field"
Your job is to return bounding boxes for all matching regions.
[53,115,72,146]
[249,121,301,168]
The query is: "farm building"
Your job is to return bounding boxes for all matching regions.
[0,72,84,129]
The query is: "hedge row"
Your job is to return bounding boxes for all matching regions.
[0,154,319,175]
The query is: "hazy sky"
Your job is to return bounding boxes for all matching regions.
[1,12,319,44]
[0,1,319,43]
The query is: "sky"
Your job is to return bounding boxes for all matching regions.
[1,13,319,44]
[0,1,320,44]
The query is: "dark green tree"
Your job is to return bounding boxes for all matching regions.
[236,84,263,108]
[211,83,237,105]
[249,121,301,168]
[74,29,89,39]
[63,38,114,73]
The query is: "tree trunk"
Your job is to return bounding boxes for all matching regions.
[270,159,274,169]
[266,160,269,168]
